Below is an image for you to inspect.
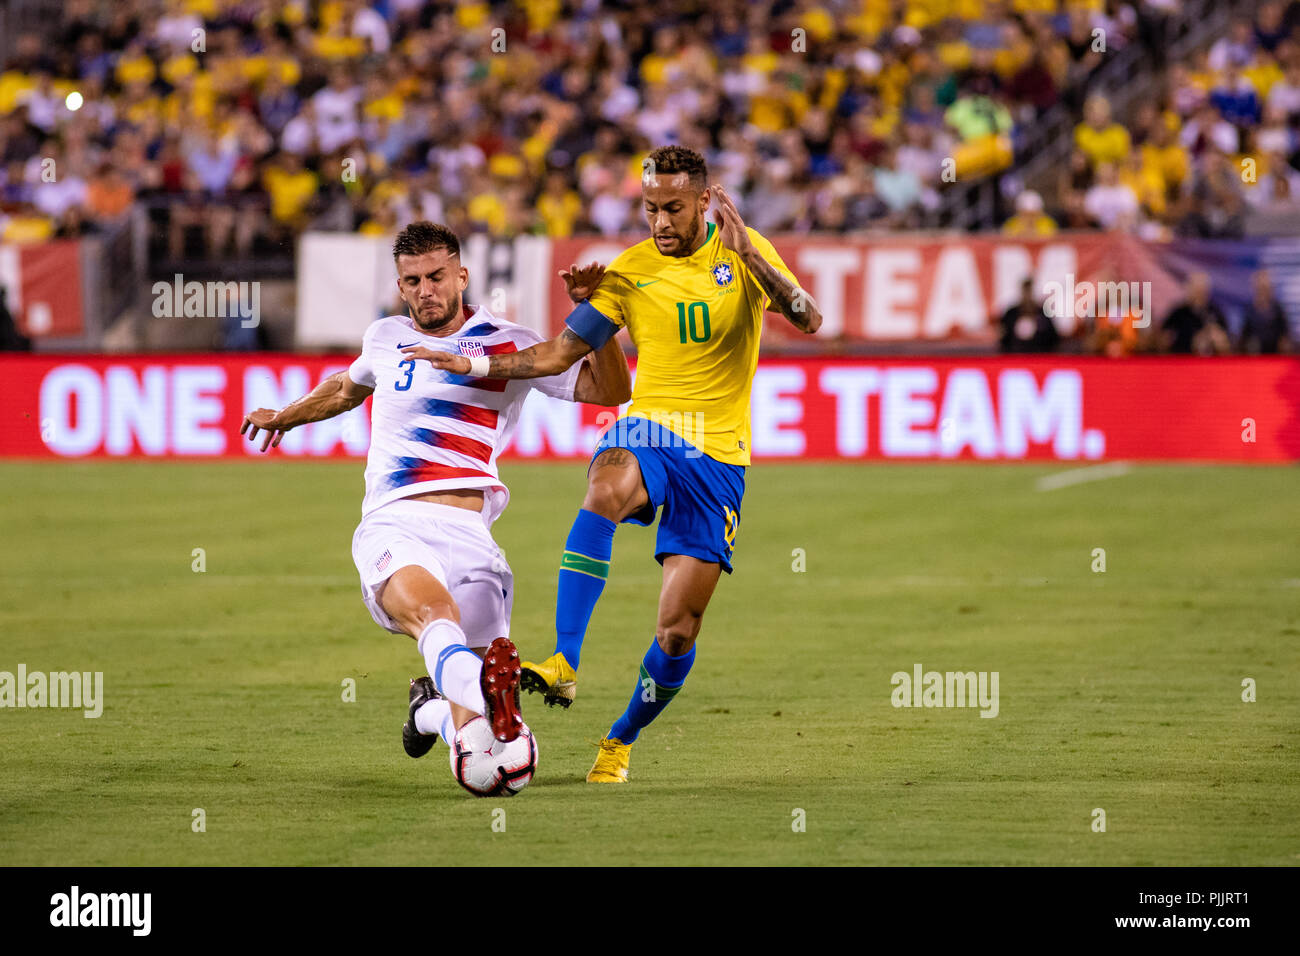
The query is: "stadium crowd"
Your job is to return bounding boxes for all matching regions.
[998,0,1300,241]
[0,0,1240,254]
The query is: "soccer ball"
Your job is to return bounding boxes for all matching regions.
[449,715,538,797]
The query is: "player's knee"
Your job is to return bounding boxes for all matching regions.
[396,598,459,636]
[583,476,634,520]
[655,618,701,657]
[417,599,459,627]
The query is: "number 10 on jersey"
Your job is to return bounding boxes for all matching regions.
[676,301,711,343]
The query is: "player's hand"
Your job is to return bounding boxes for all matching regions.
[402,345,471,375]
[559,261,605,302]
[240,408,291,452]
[711,184,755,258]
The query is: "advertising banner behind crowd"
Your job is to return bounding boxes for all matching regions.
[3,355,1296,462]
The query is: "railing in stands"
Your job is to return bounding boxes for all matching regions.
[0,0,66,64]
[32,208,147,352]
[139,195,297,281]
[1018,0,1238,202]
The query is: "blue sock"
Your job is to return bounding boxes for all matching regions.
[554,509,616,672]
[609,640,696,744]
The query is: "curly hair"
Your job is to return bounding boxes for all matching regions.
[393,221,460,261]
[642,145,708,191]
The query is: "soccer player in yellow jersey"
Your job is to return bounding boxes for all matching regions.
[405,146,822,782]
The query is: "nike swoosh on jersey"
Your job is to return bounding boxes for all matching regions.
[396,341,419,348]
[635,279,662,287]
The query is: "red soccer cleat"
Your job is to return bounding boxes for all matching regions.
[480,637,524,742]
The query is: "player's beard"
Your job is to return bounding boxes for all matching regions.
[411,292,461,333]
[658,214,701,258]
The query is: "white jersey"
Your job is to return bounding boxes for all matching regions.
[347,304,580,525]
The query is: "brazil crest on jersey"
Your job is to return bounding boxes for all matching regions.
[567,221,798,466]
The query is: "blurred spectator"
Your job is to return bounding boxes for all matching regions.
[871,144,923,225]
[312,68,361,155]
[1182,153,1248,238]
[1075,96,1131,168]
[85,160,134,224]
[1002,190,1058,237]
[28,145,88,223]
[1180,102,1239,156]
[1243,168,1300,234]
[262,151,318,238]
[536,170,583,238]
[0,286,31,351]
[1266,61,1300,116]
[1008,51,1058,116]
[1084,267,1151,357]
[1210,65,1262,128]
[746,162,804,233]
[945,84,1013,143]
[0,206,54,243]
[999,279,1060,354]
[1161,273,1231,354]
[218,285,260,352]
[1084,162,1139,230]
[1207,20,1256,72]
[590,186,632,237]
[1254,104,1295,160]
[1238,270,1293,353]
[1120,150,1168,223]
[1139,113,1190,199]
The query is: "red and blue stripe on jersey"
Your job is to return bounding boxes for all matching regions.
[382,325,519,489]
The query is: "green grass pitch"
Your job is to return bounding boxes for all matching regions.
[1,460,1296,866]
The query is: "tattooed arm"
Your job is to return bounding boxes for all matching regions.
[712,183,822,334]
[402,328,593,378]
[744,248,822,333]
[574,333,632,406]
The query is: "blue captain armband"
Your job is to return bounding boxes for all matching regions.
[565,301,619,350]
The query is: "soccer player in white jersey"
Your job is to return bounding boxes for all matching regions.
[240,221,630,764]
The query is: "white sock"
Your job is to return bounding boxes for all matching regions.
[417,619,486,716]
[414,698,455,740]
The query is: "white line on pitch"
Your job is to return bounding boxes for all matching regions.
[1036,462,1133,492]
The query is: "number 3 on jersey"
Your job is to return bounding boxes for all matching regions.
[676,301,711,343]
[395,359,415,391]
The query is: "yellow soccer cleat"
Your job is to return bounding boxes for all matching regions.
[586,737,632,783]
[519,652,578,709]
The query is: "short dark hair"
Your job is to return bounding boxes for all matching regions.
[642,145,707,192]
[393,221,460,261]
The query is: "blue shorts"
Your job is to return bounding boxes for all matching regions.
[592,416,746,573]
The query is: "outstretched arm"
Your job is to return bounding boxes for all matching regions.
[240,370,373,452]
[405,264,614,381]
[402,328,592,379]
[574,333,632,406]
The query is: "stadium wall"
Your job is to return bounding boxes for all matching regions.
[3,355,1297,462]
[295,232,1300,348]
[7,233,1298,352]
[0,239,84,338]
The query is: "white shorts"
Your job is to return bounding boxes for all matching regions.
[351,499,514,648]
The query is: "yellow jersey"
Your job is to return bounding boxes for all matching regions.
[580,221,798,466]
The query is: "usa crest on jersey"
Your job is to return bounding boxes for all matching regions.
[461,341,485,357]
